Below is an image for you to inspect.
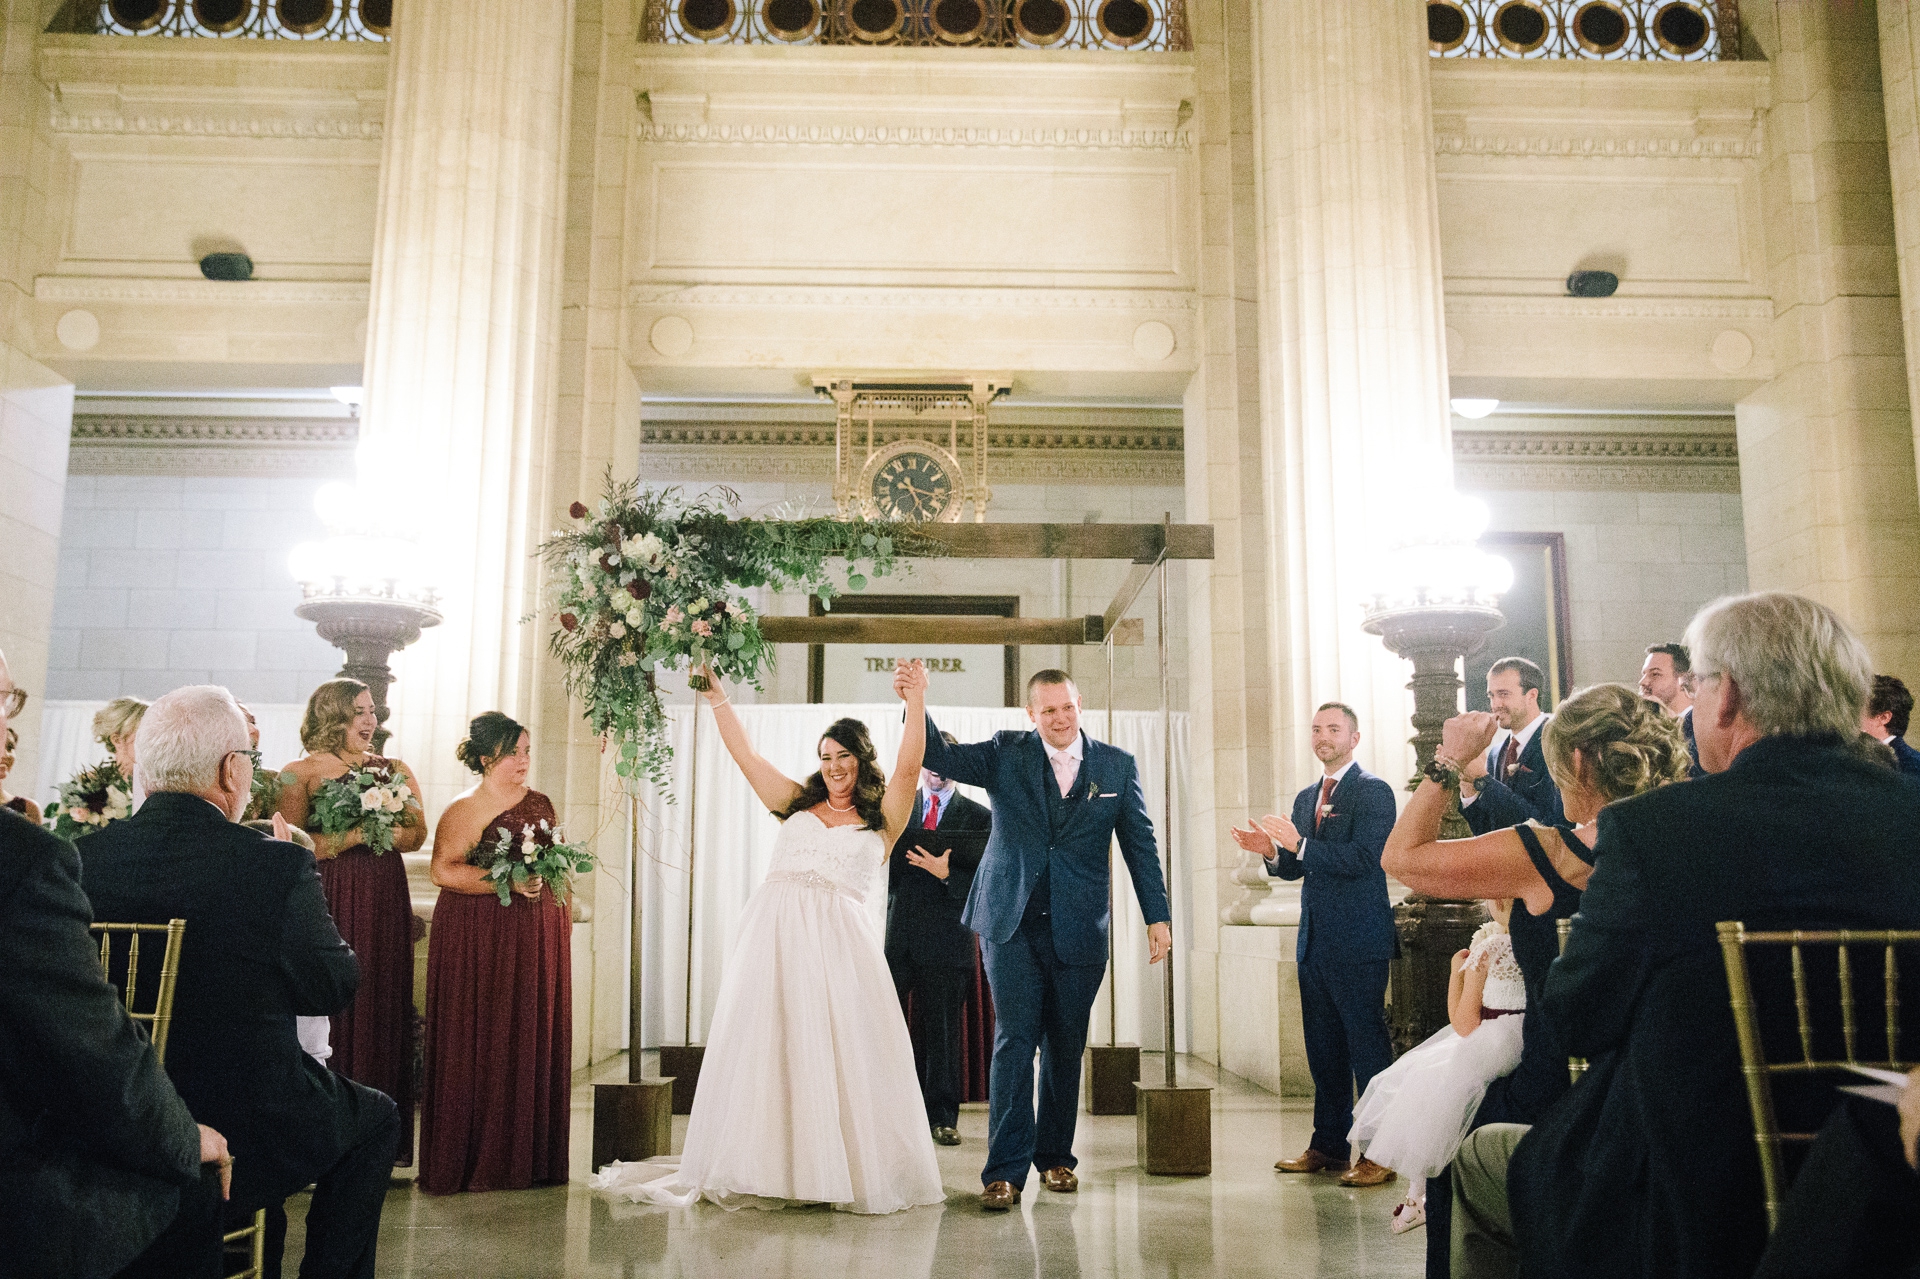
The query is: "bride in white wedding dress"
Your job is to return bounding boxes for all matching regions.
[590,661,946,1214]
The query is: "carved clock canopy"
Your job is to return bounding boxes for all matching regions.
[815,377,1009,523]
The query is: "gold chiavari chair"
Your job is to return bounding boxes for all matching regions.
[1555,917,1587,1083]
[1715,921,1920,1234]
[89,918,266,1279]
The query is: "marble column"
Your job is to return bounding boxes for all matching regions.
[0,0,74,792]
[1249,0,1456,789]
[359,0,575,810]
[1737,0,1920,687]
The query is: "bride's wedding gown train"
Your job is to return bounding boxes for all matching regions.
[590,811,946,1214]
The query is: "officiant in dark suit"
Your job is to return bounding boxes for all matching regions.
[911,666,1171,1212]
[886,735,994,1147]
[79,685,398,1279]
[1462,657,1565,832]
[1230,701,1398,1187]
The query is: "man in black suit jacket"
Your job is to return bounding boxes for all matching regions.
[1863,674,1920,780]
[79,686,398,1279]
[887,742,993,1146]
[1231,702,1399,1186]
[1462,657,1565,832]
[1452,593,1920,1279]
[0,803,231,1279]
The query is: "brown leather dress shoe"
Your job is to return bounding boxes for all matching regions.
[1273,1149,1350,1174]
[980,1181,1021,1211]
[1041,1166,1079,1193]
[1337,1157,1397,1187]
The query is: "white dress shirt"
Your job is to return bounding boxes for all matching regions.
[1463,711,1550,807]
[1291,758,1356,865]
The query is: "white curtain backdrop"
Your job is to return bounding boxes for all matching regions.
[627,703,1192,1057]
[35,701,308,805]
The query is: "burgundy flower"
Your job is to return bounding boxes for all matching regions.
[625,579,649,600]
[560,612,578,632]
[598,551,621,573]
[569,501,589,520]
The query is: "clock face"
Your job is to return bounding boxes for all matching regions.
[869,447,957,522]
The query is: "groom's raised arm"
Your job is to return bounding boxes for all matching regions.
[921,713,998,787]
[1114,759,1171,926]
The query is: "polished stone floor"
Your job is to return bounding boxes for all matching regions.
[286,1054,1425,1278]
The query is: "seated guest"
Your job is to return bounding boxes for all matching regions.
[1751,1080,1920,1279]
[1862,674,1920,779]
[0,645,231,1279]
[2,725,42,823]
[81,686,398,1279]
[1461,657,1564,834]
[1383,684,1688,1279]
[886,733,994,1147]
[1455,592,1920,1279]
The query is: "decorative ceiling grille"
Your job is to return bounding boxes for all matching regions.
[49,0,389,39]
[644,0,1189,50]
[1428,0,1735,60]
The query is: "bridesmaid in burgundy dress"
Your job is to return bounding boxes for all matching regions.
[276,678,426,1164]
[418,712,572,1194]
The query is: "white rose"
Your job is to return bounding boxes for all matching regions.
[625,609,643,627]
[609,622,627,639]
[636,533,664,562]
[359,790,383,812]
[384,795,406,814]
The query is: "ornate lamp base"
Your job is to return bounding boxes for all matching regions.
[294,596,442,754]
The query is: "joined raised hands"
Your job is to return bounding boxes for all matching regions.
[894,658,928,701]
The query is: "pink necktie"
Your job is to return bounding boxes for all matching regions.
[1051,751,1076,797]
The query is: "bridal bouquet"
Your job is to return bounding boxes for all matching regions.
[469,818,596,906]
[45,759,134,841]
[309,763,417,854]
[244,750,288,822]
[538,474,930,792]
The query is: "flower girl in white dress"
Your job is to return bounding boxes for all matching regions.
[591,662,945,1215]
[1348,900,1527,1233]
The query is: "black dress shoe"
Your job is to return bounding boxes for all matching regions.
[932,1126,961,1146]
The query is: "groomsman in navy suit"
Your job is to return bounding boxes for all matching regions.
[1231,702,1398,1187]
[885,738,994,1148]
[1863,675,1920,779]
[1462,656,1564,831]
[906,665,1171,1212]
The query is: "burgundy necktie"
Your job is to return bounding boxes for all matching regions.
[1314,776,1336,833]
[923,794,940,830]
[1499,735,1520,779]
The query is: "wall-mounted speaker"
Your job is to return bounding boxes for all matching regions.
[1566,270,1618,297]
[199,253,254,281]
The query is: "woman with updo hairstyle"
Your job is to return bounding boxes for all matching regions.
[274,677,426,1164]
[1381,682,1689,1274]
[92,695,148,777]
[417,712,572,1194]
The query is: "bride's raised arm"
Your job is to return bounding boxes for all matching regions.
[880,660,928,845]
[696,670,805,814]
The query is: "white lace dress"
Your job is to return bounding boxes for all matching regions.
[1348,922,1527,1180]
[589,811,946,1214]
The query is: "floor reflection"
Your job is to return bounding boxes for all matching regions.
[286,1056,1425,1278]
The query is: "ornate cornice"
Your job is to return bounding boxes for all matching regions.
[631,284,1197,311]
[68,415,357,478]
[1453,428,1740,493]
[1435,132,1761,161]
[72,417,360,445]
[1452,429,1738,463]
[36,277,370,304]
[636,121,1191,151]
[1445,295,1772,320]
[48,110,382,139]
[640,423,1184,453]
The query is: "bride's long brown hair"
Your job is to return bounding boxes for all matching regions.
[776,718,888,831]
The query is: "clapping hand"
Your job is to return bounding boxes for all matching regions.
[1441,712,1500,779]
[1258,813,1302,853]
[1229,821,1275,858]
[905,844,950,880]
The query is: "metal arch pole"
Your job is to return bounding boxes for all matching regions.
[1107,635,1117,1048]
[628,790,644,1083]
[683,705,699,1046]
[1158,523,1176,1088]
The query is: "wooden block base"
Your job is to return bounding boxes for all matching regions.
[1135,1082,1212,1176]
[658,1045,705,1115]
[592,1079,674,1170]
[1085,1044,1141,1115]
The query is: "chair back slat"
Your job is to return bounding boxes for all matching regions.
[1555,917,1588,1083]
[1716,921,1920,1236]
[88,920,187,1066]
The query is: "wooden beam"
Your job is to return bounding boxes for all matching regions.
[1102,561,1161,636]
[765,522,1215,561]
[761,614,1144,646]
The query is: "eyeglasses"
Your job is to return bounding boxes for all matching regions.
[0,687,26,719]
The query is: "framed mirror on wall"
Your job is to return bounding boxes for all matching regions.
[1463,532,1573,713]
[807,594,1021,707]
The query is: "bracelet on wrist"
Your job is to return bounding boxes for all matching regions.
[707,695,730,708]
[1423,756,1461,788]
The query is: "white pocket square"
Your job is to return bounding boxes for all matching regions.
[1098,792,1119,798]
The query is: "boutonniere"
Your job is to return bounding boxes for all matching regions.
[1083,778,1099,802]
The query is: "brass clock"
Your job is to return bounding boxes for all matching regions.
[861,440,963,523]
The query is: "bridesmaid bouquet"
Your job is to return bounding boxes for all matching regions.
[310,763,417,854]
[244,750,289,822]
[45,759,133,841]
[470,819,596,906]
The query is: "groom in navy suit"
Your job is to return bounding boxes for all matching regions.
[906,665,1171,1212]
